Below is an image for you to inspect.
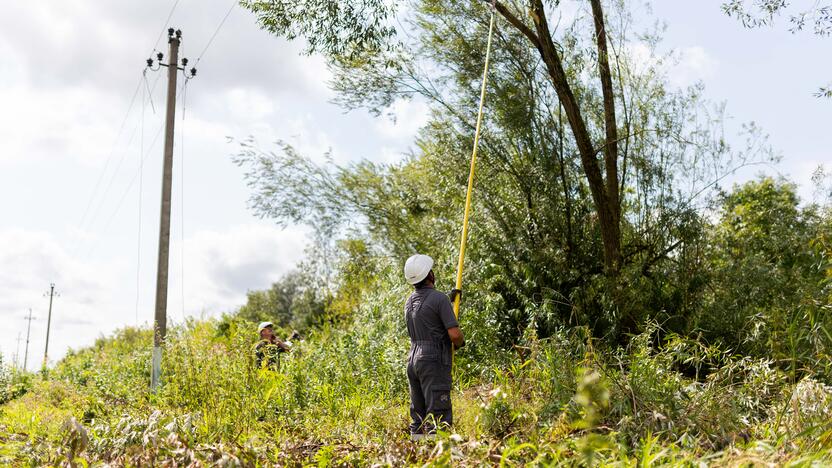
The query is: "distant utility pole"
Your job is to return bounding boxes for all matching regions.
[43,283,59,369]
[145,28,196,391]
[24,308,35,371]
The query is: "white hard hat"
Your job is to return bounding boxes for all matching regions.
[258,321,273,332]
[404,254,434,285]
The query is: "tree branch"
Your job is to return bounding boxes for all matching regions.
[492,1,542,48]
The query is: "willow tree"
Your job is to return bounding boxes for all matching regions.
[239,1,771,340]
[243,0,626,274]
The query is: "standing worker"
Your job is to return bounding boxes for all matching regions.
[403,254,465,440]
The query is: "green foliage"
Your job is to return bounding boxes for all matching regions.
[0,356,32,405]
[236,0,777,347]
[51,327,152,409]
[5,299,832,464]
[241,0,398,61]
[696,177,832,378]
[6,174,823,466]
[236,269,327,329]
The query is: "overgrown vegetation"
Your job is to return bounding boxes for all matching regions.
[5,178,832,464]
[4,0,832,465]
[4,265,832,465]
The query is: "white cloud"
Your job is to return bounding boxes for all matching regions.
[282,114,342,163]
[622,43,718,90]
[0,0,341,168]
[0,82,125,166]
[226,88,277,121]
[373,99,430,141]
[669,46,719,88]
[169,223,309,317]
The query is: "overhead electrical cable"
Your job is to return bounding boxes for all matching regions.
[194,0,238,64]
[143,70,158,115]
[78,0,181,246]
[179,78,189,321]
[91,75,188,248]
[78,70,165,245]
[135,72,148,326]
[82,113,146,234]
[87,116,166,258]
[76,77,143,232]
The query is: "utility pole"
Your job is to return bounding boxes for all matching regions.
[145,28,196,391]
[43,283,59,369]
[24,308,34,371]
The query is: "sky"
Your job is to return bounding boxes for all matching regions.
[0,1,829,370]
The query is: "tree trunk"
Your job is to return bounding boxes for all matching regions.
[590,0,622,275]
[495,0,622,275]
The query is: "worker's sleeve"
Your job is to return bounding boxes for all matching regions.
[438,295,460,330]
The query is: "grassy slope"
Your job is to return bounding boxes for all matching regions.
[3,283,832,466]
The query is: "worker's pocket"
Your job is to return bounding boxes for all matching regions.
[431,384,452,411]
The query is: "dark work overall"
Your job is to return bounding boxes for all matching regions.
[405,287,455,434]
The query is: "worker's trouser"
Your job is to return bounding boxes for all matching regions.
[407,354,453,434]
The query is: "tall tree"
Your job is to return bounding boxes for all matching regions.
[494,0,623,274]
[243,0,626,274]
[239,0,772,340]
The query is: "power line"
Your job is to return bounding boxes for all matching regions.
[88,73,187,259]
[76,77,143,231]
[75,0,181,255]
[23,309,35,371]
[180,78,189,322]
[42,284,59,370]
[73,76,164,264]
[80,0,230,256]
[81,112,144,233]
[143,70,159,115]
[148,29,196,391]
[194,0,238,64]
[89,118,166,258]
[136,73,148,327]
[81,72,165,239]
[85,74,176,258]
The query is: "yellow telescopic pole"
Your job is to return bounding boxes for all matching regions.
[453,9,496,320]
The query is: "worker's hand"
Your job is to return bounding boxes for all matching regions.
[448,288,462,304]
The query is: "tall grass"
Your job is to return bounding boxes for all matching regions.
[5,294,832,465]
